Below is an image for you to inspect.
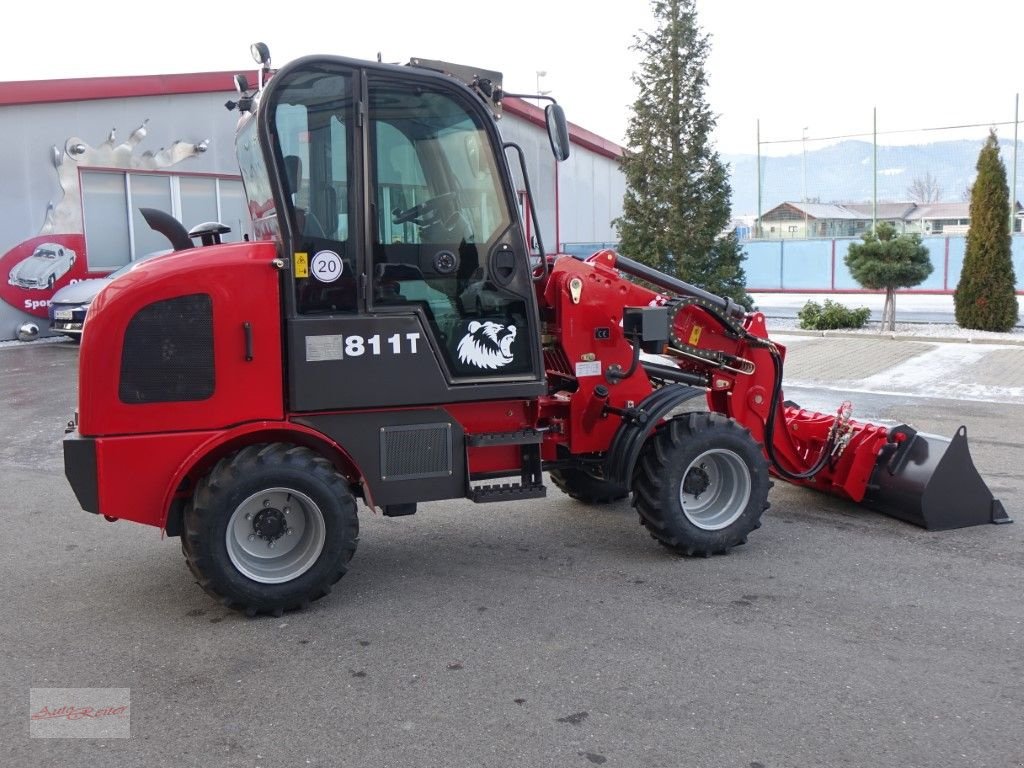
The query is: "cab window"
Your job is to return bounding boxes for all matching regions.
[369,81,531,377]
[270,68,356,315]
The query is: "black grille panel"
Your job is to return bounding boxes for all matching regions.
[119,294,215,404]
[380,423,452,481]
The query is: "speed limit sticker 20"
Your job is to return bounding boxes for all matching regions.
[310,250,344,282]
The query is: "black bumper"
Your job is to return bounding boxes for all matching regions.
[63,432,100,515]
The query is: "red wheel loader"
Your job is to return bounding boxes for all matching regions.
[63,46,1009,615]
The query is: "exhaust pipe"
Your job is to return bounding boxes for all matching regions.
[863,425,1011,531]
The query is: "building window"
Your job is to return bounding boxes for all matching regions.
[82,171,248,272]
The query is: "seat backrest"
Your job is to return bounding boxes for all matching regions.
[284,155,301,199]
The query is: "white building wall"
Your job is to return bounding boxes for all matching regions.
[0,84,625,340]
[0,92,240,248]
[497,110,624,253]
[557,149,624,248]
[496,113,557,253]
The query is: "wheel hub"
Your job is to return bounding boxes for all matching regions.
[683,465,711,498]
[252,508,287,542]
[227,487,326,585]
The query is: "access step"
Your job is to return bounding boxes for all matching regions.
[465,429,544,447]
[469,482,547,503]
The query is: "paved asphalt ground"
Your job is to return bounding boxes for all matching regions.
[2,336,1023,768]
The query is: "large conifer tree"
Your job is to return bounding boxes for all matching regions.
[615,0,750,308]
[954,130,1019,331]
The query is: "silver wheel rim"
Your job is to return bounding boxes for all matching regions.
[225,487,326,584]
[678,449,751,531]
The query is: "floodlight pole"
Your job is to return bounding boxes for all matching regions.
[802,126,809,237]
[1011,93,1019,235]
[756,120,762,239]
[872,107,878,233]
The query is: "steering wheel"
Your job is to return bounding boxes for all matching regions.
[391,192,459,227]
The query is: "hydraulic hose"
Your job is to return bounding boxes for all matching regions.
[761,347,836,481]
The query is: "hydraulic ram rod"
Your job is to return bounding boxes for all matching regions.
[613,254,748,321]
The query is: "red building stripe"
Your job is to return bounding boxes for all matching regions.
[0,72,252,106]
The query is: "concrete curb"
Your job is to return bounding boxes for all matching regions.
[773,328,1024,346]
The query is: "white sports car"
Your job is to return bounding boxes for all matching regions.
[8,243,77,290]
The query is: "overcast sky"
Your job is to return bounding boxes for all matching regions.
[3,0,1021,157]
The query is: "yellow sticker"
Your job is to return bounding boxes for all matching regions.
[294,252,309,278]
[688,325,703,346]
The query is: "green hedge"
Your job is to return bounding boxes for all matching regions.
[797,299,871,330]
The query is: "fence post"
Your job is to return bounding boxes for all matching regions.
[779,240,785,290]
[943,237,950,292]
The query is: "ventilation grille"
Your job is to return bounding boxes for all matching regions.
[380,423,452,481]
[119,294,214,404]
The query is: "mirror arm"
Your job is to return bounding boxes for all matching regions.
[501,92,556,105]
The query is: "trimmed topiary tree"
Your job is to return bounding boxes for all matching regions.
[844,221,933,331]
[954,130,1019,332]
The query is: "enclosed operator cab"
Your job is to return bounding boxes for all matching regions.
[238,57,546,412]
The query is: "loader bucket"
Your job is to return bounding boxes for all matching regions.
[862,425,1011,531]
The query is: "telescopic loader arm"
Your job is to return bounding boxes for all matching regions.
[543,249,1008,531]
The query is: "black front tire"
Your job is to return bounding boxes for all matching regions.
[549,467,628,504]
[182,443,358,616]
[632,412,770,556]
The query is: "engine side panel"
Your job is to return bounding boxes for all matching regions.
[78,242,283,437]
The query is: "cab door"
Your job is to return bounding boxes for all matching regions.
[364,74,543,389]
[272,62,543,413]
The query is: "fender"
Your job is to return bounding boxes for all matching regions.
[158,421,371,535]
[603,384,707,487]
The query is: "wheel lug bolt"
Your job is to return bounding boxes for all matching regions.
[263,499,271,507]
[268,541,275,550]
[284,507,291,515]
[286,528,293,536]
[245,513,251,520]
[248,534,256,542]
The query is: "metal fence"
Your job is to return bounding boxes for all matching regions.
[563,236,1024,294]
[744,235,1024,293]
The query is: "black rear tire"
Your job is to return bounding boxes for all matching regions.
[549,467,628,504]
[182,443,358,616]
[632,412,769,555]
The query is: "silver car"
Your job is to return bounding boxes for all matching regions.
[8,243,76,290]
[48,251,170,340]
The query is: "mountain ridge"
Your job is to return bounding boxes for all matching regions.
[723,138,1023,217]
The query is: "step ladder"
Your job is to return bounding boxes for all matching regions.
[465,429,547,503]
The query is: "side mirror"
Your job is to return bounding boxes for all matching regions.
[545,103,570,162]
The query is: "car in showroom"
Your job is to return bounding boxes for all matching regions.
[8,243,76,290]
[49,251,170,340]
[48,206,198,340]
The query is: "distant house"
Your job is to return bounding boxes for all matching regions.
[842,202,917,232]
[904,202,972,235]
[757,202,867,239]
[754,200,1022,239]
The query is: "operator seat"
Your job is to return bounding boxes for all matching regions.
[284,154,326,239]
